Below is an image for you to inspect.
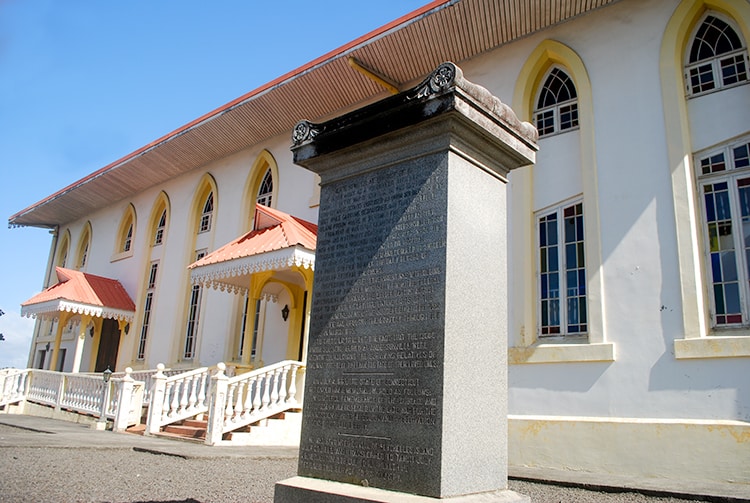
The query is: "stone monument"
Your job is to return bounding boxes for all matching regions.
[275,62,538,502]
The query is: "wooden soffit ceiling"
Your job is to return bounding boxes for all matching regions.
[9,0,620,228]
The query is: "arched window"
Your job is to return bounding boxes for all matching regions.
[199,192,214,233]
[154,209,167,246]
[257,169,273,207]
[244,151,279,230]
[116,205,136,256]
[534,67,579,137]
[686,14,748,95]
[56,231,70,269]
[76,224,92,270]
[124,223,133,252]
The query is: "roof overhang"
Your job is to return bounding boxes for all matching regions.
[21,299,135,322]
[8,0,620,229]
[190,245,315,295]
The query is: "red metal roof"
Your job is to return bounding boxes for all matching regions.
[189,205,317,270]
[20,267,135,321]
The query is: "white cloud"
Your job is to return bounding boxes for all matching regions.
[0,311,34,369]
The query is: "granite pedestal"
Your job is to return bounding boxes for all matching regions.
[275,63,537,502]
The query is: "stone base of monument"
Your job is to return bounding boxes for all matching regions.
[275,476,530,503]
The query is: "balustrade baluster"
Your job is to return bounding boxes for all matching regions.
[278,365,289,405]
[252,377,262,414]
[162,381,175,421]
[79,382,88,410]
[241,376,256,418]
[179,378,189,414]
[260,372,271,411]
[188,375,197,410]
[234,382,245,422]
[270,369,280,407]
[287,365,299,405]
[166,381,178,418]
[199,373,208,408]
[225,382,238,425]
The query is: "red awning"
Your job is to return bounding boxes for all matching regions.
[21,267,136,322]
[189,205,317,294]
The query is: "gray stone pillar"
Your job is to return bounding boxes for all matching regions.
[275,62,537,502]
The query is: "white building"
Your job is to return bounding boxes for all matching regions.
[9,0,750,488]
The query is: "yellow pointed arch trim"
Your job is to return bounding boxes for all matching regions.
[512,39,592,123]
[509,39,610,362]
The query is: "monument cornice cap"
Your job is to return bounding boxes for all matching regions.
[291,62,538,162]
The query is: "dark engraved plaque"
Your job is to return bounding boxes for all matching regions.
[299,155,447,494]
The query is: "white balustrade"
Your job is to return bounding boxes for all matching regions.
[15,369,144,425]
[0,370,28,407]
[145,365,212,435]
[204,360,305,445]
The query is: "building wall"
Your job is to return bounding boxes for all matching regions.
[25,0,749,482]
[445,0,750,424]
[30,136,319,371]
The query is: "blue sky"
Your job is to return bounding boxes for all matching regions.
[0,0,429,368]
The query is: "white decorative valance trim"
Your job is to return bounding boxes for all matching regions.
[190,246,315,295]
[21,299,135,322]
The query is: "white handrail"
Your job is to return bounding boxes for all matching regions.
[204,360,305,445]
[145,364,212,434]
[0,369,28,407]
[19,369,144,426]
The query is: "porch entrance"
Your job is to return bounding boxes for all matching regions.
[95,318,120,372]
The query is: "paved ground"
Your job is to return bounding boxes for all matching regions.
[0,414,747,503]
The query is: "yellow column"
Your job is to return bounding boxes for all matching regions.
[49,312,72,371]
[71,315,92,373]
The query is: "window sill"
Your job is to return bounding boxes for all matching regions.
[509,342,615,364]
[110,250,133,263]
[674,335,750,359]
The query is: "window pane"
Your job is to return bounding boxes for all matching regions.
[721,54,748,85]
[549,272,559,298]
[734,145,750,169]
[690,64,716,93]
[714,283,726,314]
[725,282,741,315]
[538,202,586,336]
[559,103,578,131]
[568,298,579,325]
[566,243,577,268]
[704,191,716,221]
[549,247,558,272]
[548,218,558,245]
[715,189,731,220]
[535,109,555,136]
[721,251,738,282]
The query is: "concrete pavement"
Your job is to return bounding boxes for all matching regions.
[0,413,747,502]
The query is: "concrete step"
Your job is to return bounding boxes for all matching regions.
[163,423,206,439]
[226,411,302,446]
[182,419,208,429]
[125,423,146,435]
[153,430,205,444]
